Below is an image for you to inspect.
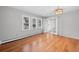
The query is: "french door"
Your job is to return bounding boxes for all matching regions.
[46,17,57,35]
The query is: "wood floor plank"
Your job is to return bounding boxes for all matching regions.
[0,33,79,52]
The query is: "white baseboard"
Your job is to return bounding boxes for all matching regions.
[59,34,79,40]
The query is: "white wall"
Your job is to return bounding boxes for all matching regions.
[0,6,43,44]
[43,9,79,39]
[58,10,79,39]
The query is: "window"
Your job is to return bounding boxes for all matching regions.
[31,17,37,29]
[22,16,30,31]
[37,18,42,29]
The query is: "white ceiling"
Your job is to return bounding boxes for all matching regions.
[10,6,79,17]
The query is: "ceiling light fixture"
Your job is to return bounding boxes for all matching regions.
[55,7,63,15]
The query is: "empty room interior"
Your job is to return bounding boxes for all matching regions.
[0,6,79,52]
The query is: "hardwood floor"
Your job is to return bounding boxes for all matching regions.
[0,33,79,52]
